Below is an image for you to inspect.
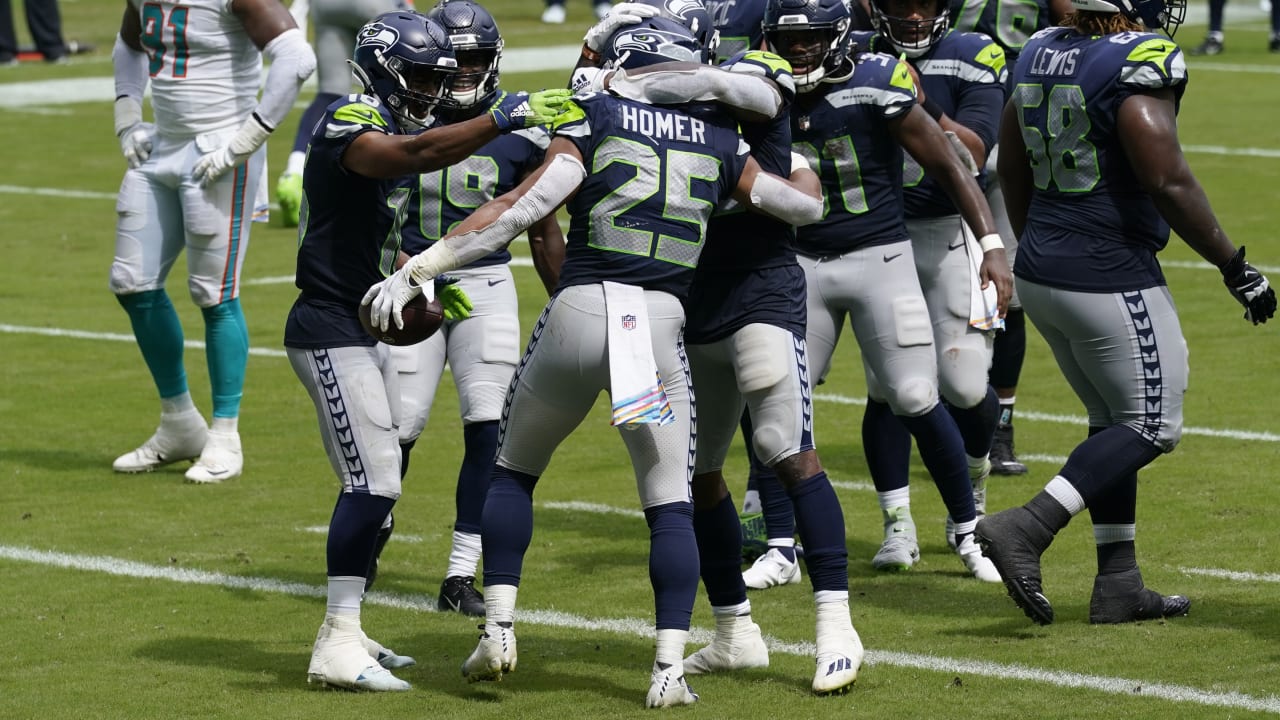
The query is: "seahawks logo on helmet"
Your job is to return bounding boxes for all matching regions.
[357,23,399,52]
[611,28,701,63]
[664,0,708,21]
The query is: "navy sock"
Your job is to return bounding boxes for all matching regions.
[694,495,747,608]
[757,466,795,543]
[1061,426,1161,504]
[646,502,699,631]
[787,471,849,593]
[456,421,498,534]
[480,467,539,587]
[399,438,416,479]
[900,404,974,524]
[326,492,396,578]
[293,93,341,154]
[948,385,1000,458]
[989,307,1025,389]
[863,398,911,493]
[1209,0,1226,32]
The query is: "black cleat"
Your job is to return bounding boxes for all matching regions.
[439,575,486,616]
[1271,36,1280,53]
[1089,568,1191,624]
[990,424,1028,476]
[975,508,1056,625]
[1190,36,1224,56]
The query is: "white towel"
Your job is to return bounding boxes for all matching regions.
[964,224,1005,332]
[603,281,675,428]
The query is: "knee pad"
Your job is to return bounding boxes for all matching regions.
[892,376,938,417]
[939,346,993,409]
[732,324,791,394]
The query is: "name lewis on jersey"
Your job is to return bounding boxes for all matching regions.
[1028,46,1080,76]
[620,104,708,144]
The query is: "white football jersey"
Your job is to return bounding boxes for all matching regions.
[131,0,262,138]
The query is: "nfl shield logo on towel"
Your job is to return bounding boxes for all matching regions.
[621,314,637,331]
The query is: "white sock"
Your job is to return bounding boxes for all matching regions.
[161,393,196,416]
[1045,475,1087,515]
[326,576,364,616]
[210,416,238,434]
[285,151,306,176]
[767,537,796,550]
[484,584,518,625]
[655,628,689,668]
[446,530,483,579]
[877,488,911,513]
[710,600,751,618]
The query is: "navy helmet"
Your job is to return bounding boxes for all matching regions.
[630,0,720,63]
[603,16,705,70]
[351,11,458,130]
[426,0,504,108]
[1070,0,1186,36]
[763,0,852,92]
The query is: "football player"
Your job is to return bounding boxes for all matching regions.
[978,0,1276,625]
[364,17,822,706]
[764,0,1011,582]
[284,10,568,691]
[949,0,1073,475]
[849,0,1012,570]
[388,0,566,618]
[109,0,316,483]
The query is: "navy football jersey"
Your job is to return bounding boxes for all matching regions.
[285,94,405,349]
[1010,29,1187,292]
[791,52,917,256]
[551,93,750,299]
[709,0,767,63]
[853,30,1007,217]
[950,0,1053,61]
[397,124,549,265]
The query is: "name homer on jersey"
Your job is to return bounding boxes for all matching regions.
[620,104,707,144]
[1028,47,1080,76]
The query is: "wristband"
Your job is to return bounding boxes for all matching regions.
[921,96,945,122]
[978,233,1005,253]
[790,152,810,175]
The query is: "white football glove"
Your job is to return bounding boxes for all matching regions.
[118,122,155,169]
[192,145,251,188]
[361,267,430,332]
[583,2,660,53]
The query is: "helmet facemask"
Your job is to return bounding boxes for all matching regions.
[447,45,502,108]
[766,21,849,92]
[871,0,950,58]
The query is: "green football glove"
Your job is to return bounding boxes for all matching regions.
[488,89,573,131]
[434,275,474,321]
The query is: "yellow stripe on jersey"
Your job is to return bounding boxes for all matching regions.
[890,59,919,98]
[333,103,387,127]
[1127,38,1178,76]
[549,99,586,132]
[974,42,1007,77]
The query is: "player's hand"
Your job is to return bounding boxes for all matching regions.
[192,145,251,187]
[724,50,796,104]
[979,248,1013,317]
[1221,245,1277,324]
[434,275,473,321]
[899,55,925,103]
[583,2,660,52]
[488,89,572,131]
[362,268,422,332]
[118,121,156,169]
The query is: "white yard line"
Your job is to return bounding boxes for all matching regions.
[2,321,1277,442]
[1,543,1277,714]
[1180,566,1280,583]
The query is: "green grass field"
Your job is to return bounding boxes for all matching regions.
[1,1,1278,718]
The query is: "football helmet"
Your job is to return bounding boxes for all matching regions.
[764,0,852,92]
[1070,0,1186,36]
[869,0,950,58]
[350,11,458,130]
[603,16,705,69]
[426,0,504,108]
[631,0,720,62]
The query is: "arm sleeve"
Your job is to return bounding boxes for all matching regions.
[607,63,783,119]
[255,28,317,130]
[112,34,149,135]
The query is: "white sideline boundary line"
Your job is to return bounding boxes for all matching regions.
[3,322,1277,443]
[1180,566,1280,583]
[1,543,1277,715]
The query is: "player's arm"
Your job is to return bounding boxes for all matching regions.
[113,3,152,168]
[893,105,1012,311]
[599,61,787,123]
[191,0,316,185]
[527,211,566,296]
[995,99,1031,238]
[901,56,992,166]
[729,153,823,227]
[1119,88,1276,323]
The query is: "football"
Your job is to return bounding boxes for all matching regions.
[358,293,444,346]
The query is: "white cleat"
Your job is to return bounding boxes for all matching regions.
[540,3,566,23]
[362,630,416,669]
[812,628,863,695]
[112,409,207,473]
[307,615,411,692]
[872,507,919,571]
[742,547,802,589]
[184,429,243,484]
[645,661,699,708]
[956,534,1001,582]
[462,621,517,682]
[684,615,769,674]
